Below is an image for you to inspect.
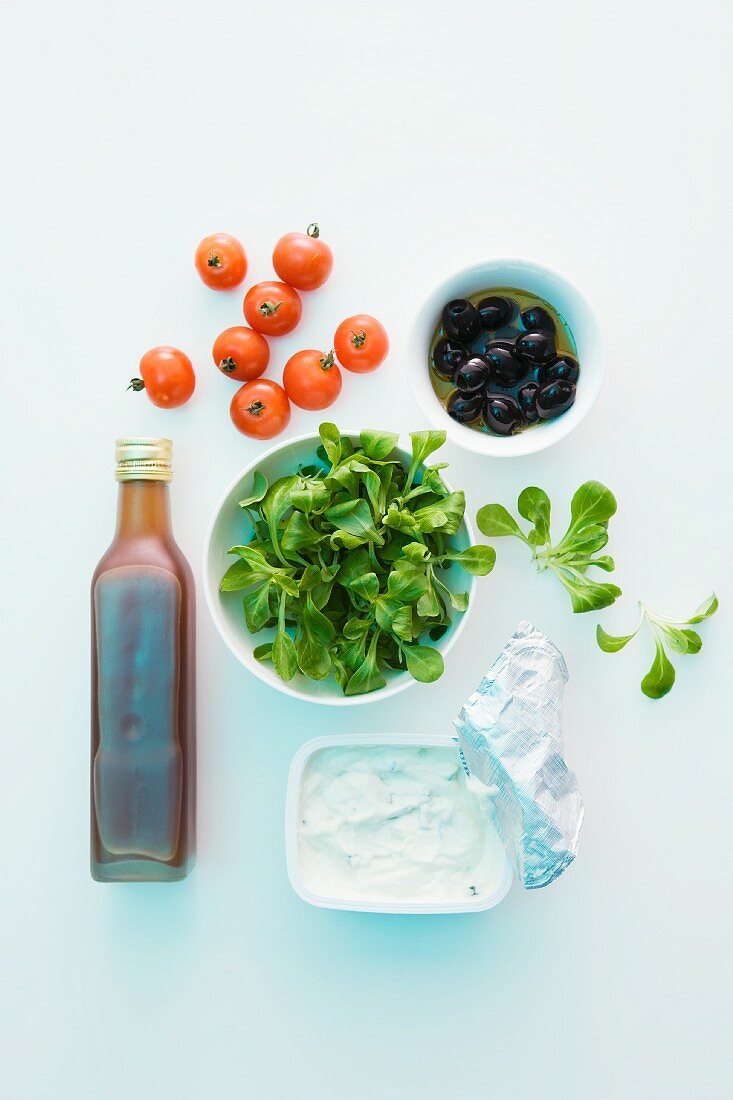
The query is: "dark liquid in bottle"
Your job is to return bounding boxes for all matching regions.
[91,476,195,881]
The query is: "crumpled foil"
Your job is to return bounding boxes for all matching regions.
[453,621,583,889]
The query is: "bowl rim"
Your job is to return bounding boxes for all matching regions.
[406,256,604,458]
[202,428,477,706]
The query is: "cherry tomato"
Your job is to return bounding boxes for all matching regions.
[195,233,247,290]
[129,347,195,408]
[230,379,291,439]
[272,223,333,291]
[334,314,389,373]
[243,280,302,336]
[212,326,269,382]
[283,349,342,411]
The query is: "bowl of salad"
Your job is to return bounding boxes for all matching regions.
[203,423,495,705]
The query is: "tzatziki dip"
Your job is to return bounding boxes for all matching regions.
[297,744,506,904]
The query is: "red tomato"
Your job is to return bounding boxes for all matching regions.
[212,326,269,382]
[230,379,291,439]
[243,280,302,336]
[333,314,389,373]
[283,349,342,411]
[129,347,195,408]
[195,233,247,290]
[272,223,333,291]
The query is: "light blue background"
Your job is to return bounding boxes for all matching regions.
[2,2,730,1097]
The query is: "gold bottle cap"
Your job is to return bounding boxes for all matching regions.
[115,437,173,482]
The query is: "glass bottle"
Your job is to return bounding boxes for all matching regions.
[91,438,195,881]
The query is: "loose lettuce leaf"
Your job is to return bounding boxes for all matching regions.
[596,596,717,699]
[662,626,702,655]
[476,503,530,542]
[596,623,640,652]
[476,481,619,614]
[687,593,718,624]
[552,570,621,614]
[517,487,551,546]
[566,480,617,535]
[641,639,676,699]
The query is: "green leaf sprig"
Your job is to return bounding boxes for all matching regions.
[597,594,718,699]
[476,481,621,613]
[220,424,495,696]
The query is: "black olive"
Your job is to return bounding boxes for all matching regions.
[516,329,556,364]
[484,341,527,385]
[455,355,490,393]
[432,337,468,381]
[442,299,479,342]
[477,295,514,331]
[517,381,540,422]
[536,380,576,419]
[484,339,513,358]
[537,355,580,385]
[447,389,483,424]
[482,394,523,435]
[520,305,555,333]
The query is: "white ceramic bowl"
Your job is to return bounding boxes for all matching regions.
[407,258,604,457]
[203,431,477,706]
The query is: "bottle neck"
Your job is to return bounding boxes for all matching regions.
[115,479,172,538]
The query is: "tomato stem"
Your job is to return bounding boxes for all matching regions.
[259,300,282,316]
[207,253,222,268]
[350,329,367,348]
[319,350,335,371]
[127,377,145,392]
[247,400,266,416]
[219,357,237,374]
[307,223,320,238]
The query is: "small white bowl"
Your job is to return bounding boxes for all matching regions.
[406,258,604,458]
[203,431,477,706]
[285,732,514,914]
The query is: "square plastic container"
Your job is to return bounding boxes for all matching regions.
[285,733,514,915]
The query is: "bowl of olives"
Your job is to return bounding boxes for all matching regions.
[407,259,604,457]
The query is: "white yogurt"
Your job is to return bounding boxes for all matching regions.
[297,744,506,904]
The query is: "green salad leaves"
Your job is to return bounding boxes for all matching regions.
[597,594,719,699]
[220,424,495,695]
[476,481,718,699]
[476,481,621,613]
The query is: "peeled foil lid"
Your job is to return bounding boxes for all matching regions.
[453,621,584,889]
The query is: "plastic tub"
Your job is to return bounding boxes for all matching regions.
[285,733,514,915]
